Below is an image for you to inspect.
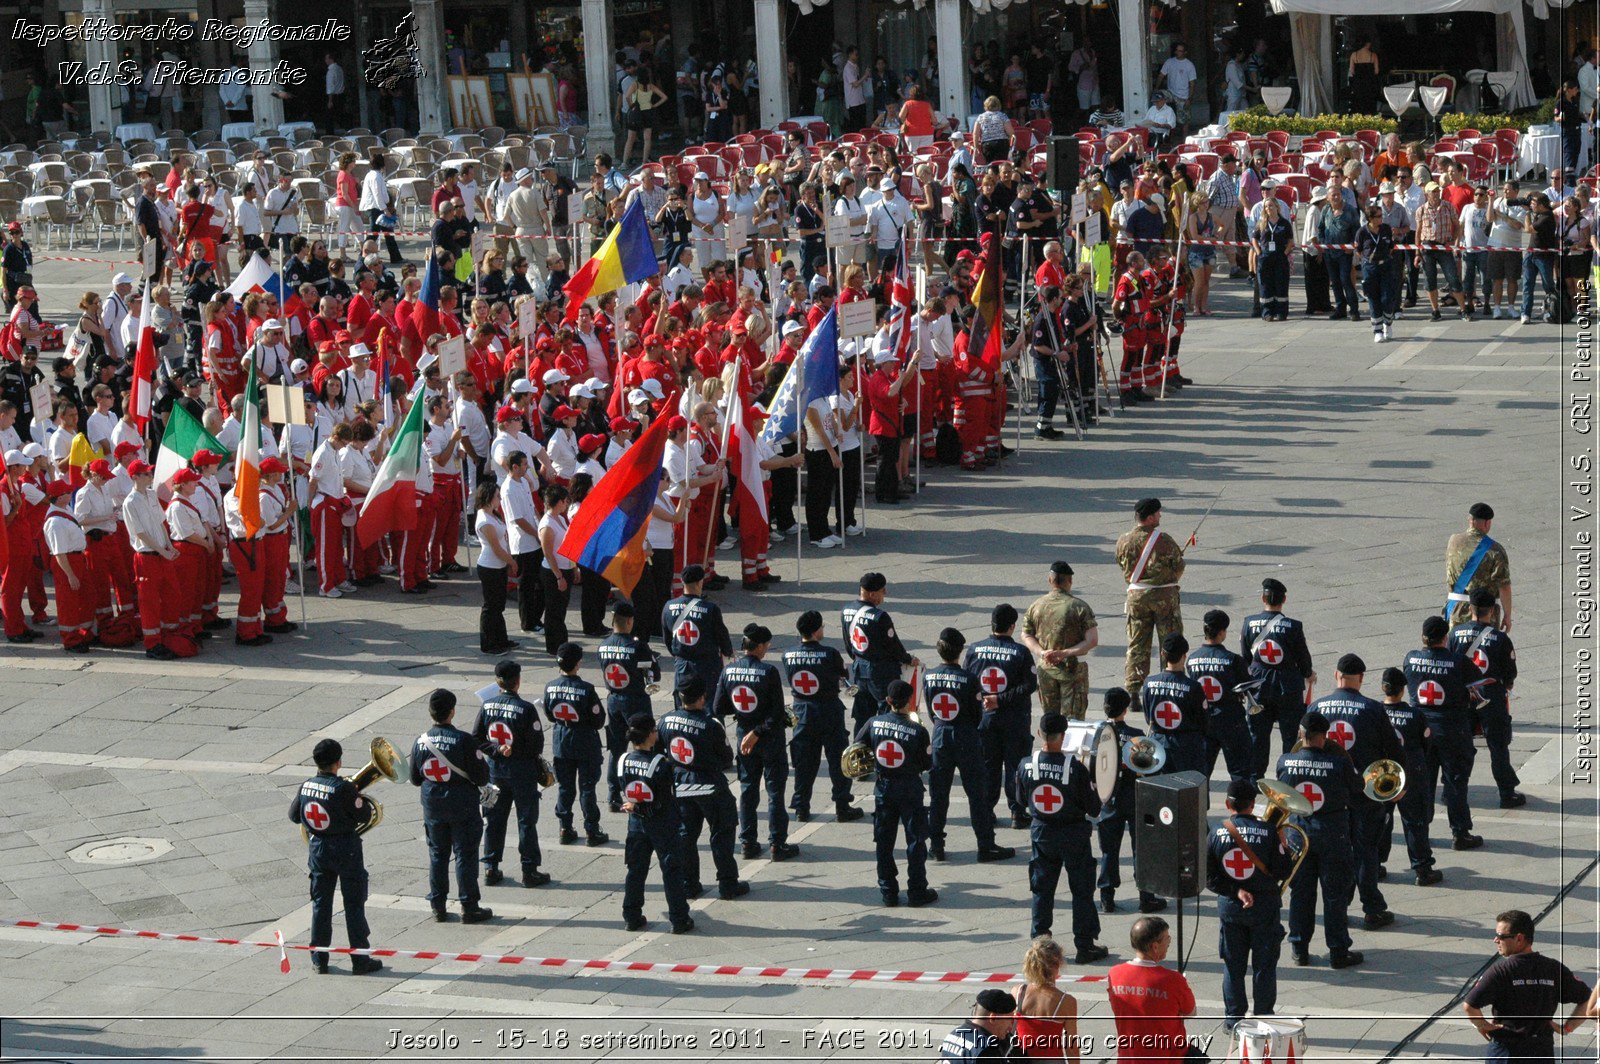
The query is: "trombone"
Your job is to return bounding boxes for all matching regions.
[301,737,405,843]
[1257,777,1312,894]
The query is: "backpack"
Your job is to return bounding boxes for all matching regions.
[935,422,961,465]
[1544,289,1573,325]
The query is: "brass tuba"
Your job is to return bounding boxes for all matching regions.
[302,737,404,843]
[1363,759,1406,803]
[1122,734,1168,776]
[1257,777,1312,894]
[841,742,875,780]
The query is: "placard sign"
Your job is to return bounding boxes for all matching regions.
[436,334,468,379]
[837,298,877,339]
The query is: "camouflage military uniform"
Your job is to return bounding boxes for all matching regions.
[1115,525,1185,694]
[1444,528,1510,625]
[1022,589,1099,719]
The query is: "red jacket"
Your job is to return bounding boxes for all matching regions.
[864,368,903,437]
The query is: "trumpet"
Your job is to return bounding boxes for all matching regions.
[1257,777,1313,894]
[1122,734,1168,775]
[1235,678,1266,716]
[302,737,404,843]
[1363,759,1406,803]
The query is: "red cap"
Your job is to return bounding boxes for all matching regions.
[609,416,638,433]
[86,459,113,479]
[127,459,154,476]
[317,340,339,354]
[536,337,558,352]
[171,468,200,485]
[334,329,353,343]
[494,405,522,424]
[666,415,688,433]
[45,480,73,498]
[113,441,141,458]
[190,449,224,467]
[259,457,288,475]
[577,433,606,453]
[552,404,578,421]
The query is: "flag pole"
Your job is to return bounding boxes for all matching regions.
[1016,235,1029,454]
[795,334,805,587]
[1160,198,1188,401]
[291,464,309,630]
[702,356,737,565]
[856,354,866,535]
[913,257,925,497]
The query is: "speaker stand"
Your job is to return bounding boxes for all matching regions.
[1175,894,1185,974]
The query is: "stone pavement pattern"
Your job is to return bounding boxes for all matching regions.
[0,259,1595,1062]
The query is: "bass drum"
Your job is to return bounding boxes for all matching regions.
[1231,1017,1306,1064]
[1060,720,1120,802]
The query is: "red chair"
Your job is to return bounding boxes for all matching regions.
[1582,176,1599,195]
[1190,152,1219,178]
[1013,127,1034,153]
[731,133,757,145]
[1306,162,1328,182]
[1077,142,1095,166]
[1354,130,1380,154]
[806,121,830,142]
[1027,118,1053,139]
[1283,152,1305,171]
[760,133,785,157]
[674,162,697,188]
[1282,173,1312,202]
[840,132,867,144]
[1226,130,1250,142]
[1433,138,1459,152]
[1456,127,1482,140]
[658,153,681,172]
[898,174,915,199]
[1030,155,1048,179]
[874,132,898,150]
[776,121,801,132]
[1265,130,1290,150]
[1464,156,1491,182]
[1493,128,1519,148]
[1157,152,1178,169]
[719,145,744,169]
[1267,160,1293,175]
[1314,129,1340,141]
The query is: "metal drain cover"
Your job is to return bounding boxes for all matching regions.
[68,837,173,865]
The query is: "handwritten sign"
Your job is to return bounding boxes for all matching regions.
[517,299,536,340]
[28,380,52,421]
[1084,213,1104,247]
[1071,191,1088,226]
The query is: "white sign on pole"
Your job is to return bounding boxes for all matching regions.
[266,382,309,426]
[1071,191,1088,226]
[517,299,537,340]
[837,298,877,339]
[28,380,52,421]
[436,334,468,378]
[726,213,750,255]
[1084,213,1104,247]
[825,213,855,248]
[141,239,158,279]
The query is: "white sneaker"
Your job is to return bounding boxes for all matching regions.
[1383,322,1392,340]
[717,536,737,550]
[338,581,358,593]
[809,535,843,549]
[284,580,301,595]
[378,563,397,575]
[781,524,800,537]
[769,530,784,543]
[1519,314,1530,325]
[1373,331,1384,343]
[845,524,865,536]
[1495,307,1510,320]
[320,587,343,599]
[466,535,481,548]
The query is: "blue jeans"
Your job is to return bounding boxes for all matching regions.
[1520,253,1556,319]
[1325,250,1359,313]
[1461,251,1489,307]
[1217,894,1284,1024]
[554,753,604,835]
[1033,354,1062,425]
[1362,263,1395,327]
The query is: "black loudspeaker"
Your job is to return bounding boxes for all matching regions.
[1047,136,1080,198]
[1133,771,1208,899]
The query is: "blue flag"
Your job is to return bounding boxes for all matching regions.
[761,308,840,444]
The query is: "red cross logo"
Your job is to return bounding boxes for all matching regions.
[979,667,1008,694]
[604,663,630,690]
[1222,847,1255,881]
[1416,680,1445,706]
[487,721,513,747]
[930,692,960,721]
[669,737,695,765]
[730,685,758,714]
[675,619,700,646]
[791,670,819,697]
[1328,720,1356,750]
[1153,701,1183,730]
[1297,781,1325,811]
[875,739,905,768]
[302,801,329,832]
[850,625,869,653]
[552,702,578,723]
[1258,639,1284,666]
[422,757,452,783]
[1199,675,1224,705]
[626,780,654,804]
[1031,783,1063,814]
[1470,649,1489,671]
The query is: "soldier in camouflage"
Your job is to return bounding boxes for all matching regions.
[1115,498,1185,695]
[1444,502,1512,630]
[1020,561,1100,721]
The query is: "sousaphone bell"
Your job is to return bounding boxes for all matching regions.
[1257,777,1312,894]
[301,736,405,843]
[1363,759,1406,803]
[1121,733,1168,776]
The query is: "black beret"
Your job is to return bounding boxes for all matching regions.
[991,603,1018,630]
[677,676,707,704]
[556,642,584,669]
[626,712,656,730]
[1380,666,1407,691]
[1226,779,1257,806]
[743,622,772,644]
[860,571,887,592]
[1336,653,1366,675]
[1040,712,1068,736]
[977,989,1017,1014]
[612,601,635,620]
[1134,497,1162,519]
[1469,502,1494,520]
[1422,615,1449,640]
[796,609,824,635]
[886,679,913,706]
[1203,608,1231,630]
[938,626,966,648]
[1050,560,1074,578]
[313,738,342,767]
[1261,577,1287,595]
[1470,588,1497,609]
[681,563,706,584]
[1301,709,1330,734]
[1162,632,1189,658]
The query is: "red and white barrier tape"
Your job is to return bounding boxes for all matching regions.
[1,917,1106,985]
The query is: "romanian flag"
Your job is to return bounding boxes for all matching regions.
[232,357,263,538]
[967,234,1005,372]
[558,390,675,594]
[129,278,158,431]
[65,433,103,489]
[561,197,659,324]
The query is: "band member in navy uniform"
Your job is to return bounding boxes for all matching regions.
[1310,653,1402,929]
[1140,633,1208,775]
[715,622,800,861]
[782,610,864,823]
[617,713,695,933]
[1206,778,1291,1029]
[657,676,750,900]
[1098,687,1166,914]
[1275,710,1363,969]
[289,738,382,974]
[843,571,919,738]
[965,604,1037,828]
[1448,588,1524,808]
[473,659,552,887]
[1241,579,1316,779]
[543,642,610,847]
[410,689,496,923]
[924,627,1014,863]
[662,563,733,708]
[937,989,1020,1060]
[1377,667,1442,885]
[598,602,661,810]
[1016,712,1108,962]
[1403,614,1482,850]
[856,679,937,907]
[1186,609,1254,784]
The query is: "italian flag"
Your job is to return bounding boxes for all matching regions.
[356,388,426,547]
[232,357,262,537]
[155,402,228,486]
[129,278,157,430]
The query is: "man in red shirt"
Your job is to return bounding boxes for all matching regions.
[701,261,737,308]
[346,270,377,336]
[806,285,836,332]
[306,296,342,352]
[666,285,702,327]
[864,349,911,504]
[1106,917,1196,1063]
[1034,240,1070,290]
[1441,163,1475,216]
[1113,253,1153,403]
[774,320,805,366]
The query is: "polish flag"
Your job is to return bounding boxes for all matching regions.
[129,278,157,430]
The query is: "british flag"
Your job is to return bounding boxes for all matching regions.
[884,235,915,365]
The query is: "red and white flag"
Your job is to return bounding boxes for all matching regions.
[129,278,158,430]
[885,236,915,365]
[727,374,767,529]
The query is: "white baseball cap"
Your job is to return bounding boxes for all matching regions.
[349,342,372,358]
[542,368,570,385]
[693,171,711,182]
[261,318,283,331]
[569,381,593,399]
[628,388,650,405]
[640,379,665,399]
[510,379,536,395]
[878,178,897,192]
[4,449,25,466]
[782,320,803,336]
[22,442,44,459]
[112,272,133,286]
[873,348,898,364]
[290,358,309,374]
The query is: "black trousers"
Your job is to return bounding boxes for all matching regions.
[579,565,610,634]
[366,208,403,263]
[635,547,675,643]
[872,434,901,502]
[1303,251,1332,313]
[307,835,370,967]
[540,566,571,652]
[477,564,508,651]
[803,448,838,541]
[769,440,799,531]
[515,550,543,632]
[838,446,860,529]
[482,768,542,875]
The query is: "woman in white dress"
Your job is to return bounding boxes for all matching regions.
[689,172,727,269]
[831,172,868,266]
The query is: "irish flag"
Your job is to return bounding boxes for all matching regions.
[232,358,263,537]
[155,402,228,486]
[129,279,158,430]
[356,387,426,547]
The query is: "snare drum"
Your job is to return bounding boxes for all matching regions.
[1231,1017,1306,1064]
[1061,720,1120,802]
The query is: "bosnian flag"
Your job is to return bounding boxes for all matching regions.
[232,356,263,537]
[761,306,839,445]
[726,381,768,529]
[356,384,427,547]
[225,252,289,300]
[129,278,158,430]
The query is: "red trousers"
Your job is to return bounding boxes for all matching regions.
[953,395,988,469]
[86,535,124,626]
[1,535,41,636]
[228,538,266,640]
[1119,331,1146,392]
[737,484,772,583]
[312,498,348,593]
[201,531,222,623]
[686,489,716,572]
[400,491,437,590]
[132,550,182,651]
[263,531,290,627]
[51,551,94,648]
[430,474,463,573]
[172,542,209,636]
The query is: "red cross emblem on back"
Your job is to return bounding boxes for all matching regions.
[1328,720,1355,750]
[875,739,905,768]
[1199,675,1224,704]
[1471,649,1489,671]
[604,663,630,690]
[791,670,819,697]
[1297,781,1325,811]
[850,626,869,653]
[730,685,758,714]
[1222,847,1255,881]
[930,692,960,721]
[1031,783,1063,814]
[1153,700,1182,730]
[487,721,513,747]
[552,702,578,723]
[302,801,329,832]
[676,619,700,646]
[979,667,1007,694]
[1417,680,1445,706]
[1258,639,1284,666]
[422,757,451,783]
[669,737,695,764]
[626,780,654,804]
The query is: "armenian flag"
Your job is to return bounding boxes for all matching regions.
[561,197,659,324]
